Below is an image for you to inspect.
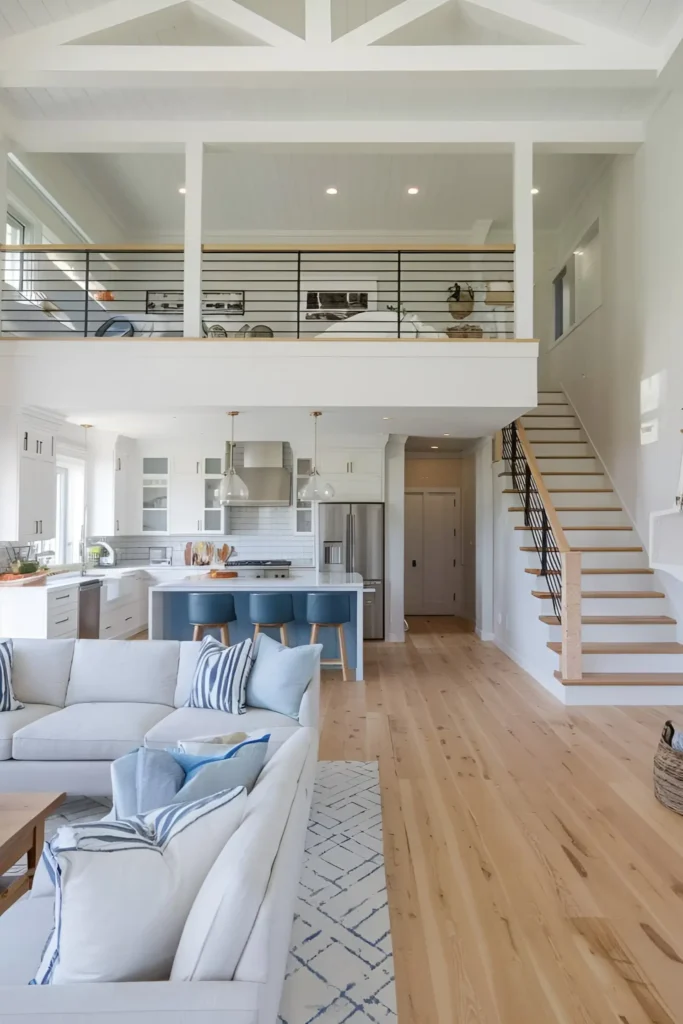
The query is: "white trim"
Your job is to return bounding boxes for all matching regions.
[334,0,451,47]
[195,0,305,47]
[0,0,181,50]
[475,627,495,642]
[547,303,602,351]
[305,0,331,44]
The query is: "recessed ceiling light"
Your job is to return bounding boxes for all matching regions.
[531,187,540,195]
[382,416,391,421]
[178,187,187,194]
[326,187,338,195]
[573,249,584,256]
[443,433,450,436]
[431,445,439,450]
[407,187,419,195]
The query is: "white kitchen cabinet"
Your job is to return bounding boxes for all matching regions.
[169,468,203,534]
[141,457,169,534]
[100,573,148,639]
[89,435,137,537]
[0,583,80,639]
[318,447,384,502]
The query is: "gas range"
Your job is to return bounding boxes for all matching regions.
[225,559,292,579]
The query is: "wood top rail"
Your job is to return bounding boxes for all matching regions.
[514,419,572,554]
[0,243,516,254]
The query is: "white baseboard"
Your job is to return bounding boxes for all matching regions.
[493,636,568,703]
[475,628,496,642]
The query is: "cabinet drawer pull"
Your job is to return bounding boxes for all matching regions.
[55,617,69,625]
[125,616,133,622]
[54,594,69,601]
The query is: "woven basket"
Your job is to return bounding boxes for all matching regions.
[653,721,683,815]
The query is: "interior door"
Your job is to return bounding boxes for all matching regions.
[404,493,424,614]
[422,492,459,615]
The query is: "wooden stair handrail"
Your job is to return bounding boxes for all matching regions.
[1,242,516,254]
[514,420,572,554]
[513,418,581,680]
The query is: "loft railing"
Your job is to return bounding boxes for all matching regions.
[502,419,582,681]
[1,243,516,339]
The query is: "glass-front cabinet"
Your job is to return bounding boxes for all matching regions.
[203,457,223,532]
[142,457,169,533]
[295,457,313,534]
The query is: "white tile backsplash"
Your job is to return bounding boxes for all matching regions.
[104,532,315,567]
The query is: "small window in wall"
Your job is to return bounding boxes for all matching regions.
[5,211,26,290]
[553,220,601,341]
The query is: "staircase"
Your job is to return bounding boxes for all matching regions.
[504,390,683,703]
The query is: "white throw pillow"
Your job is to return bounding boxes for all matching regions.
[0,639,23,711]
[186,636,253,713]
[32,787,247,985]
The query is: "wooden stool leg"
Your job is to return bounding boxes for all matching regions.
[337,624,349,682]
[280,623,289,647]
[310,623,320,646]
[192,624,203,642]
[220,623,230,646]
[253,623,262,644]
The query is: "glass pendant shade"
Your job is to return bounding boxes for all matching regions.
[220,412,249,506]
[299,411,334,502]
[298,473,335,502]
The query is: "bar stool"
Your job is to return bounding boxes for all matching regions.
[188,593,237,646]
[307,593,351,681]
[249,593,294,647]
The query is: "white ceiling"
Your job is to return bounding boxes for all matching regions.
[61,150,607,236]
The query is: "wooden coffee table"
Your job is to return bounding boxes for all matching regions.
[0,793,66,915]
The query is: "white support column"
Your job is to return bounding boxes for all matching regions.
[305,0,332,43]
[513,140,534,339]
[183,140,204,338]
[0,140,8,336]
[385,434,408,643]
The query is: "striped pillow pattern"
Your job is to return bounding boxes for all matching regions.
[32,786,246,986]
[0,639,23,712]
[186,636,252,714]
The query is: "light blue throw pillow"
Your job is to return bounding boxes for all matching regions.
[169,737,269,802]
[169,735,269,782]
[246,634,322,719]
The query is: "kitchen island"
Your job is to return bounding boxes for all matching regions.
[148,572,367,680]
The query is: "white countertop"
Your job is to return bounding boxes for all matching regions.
[151,572,364,593]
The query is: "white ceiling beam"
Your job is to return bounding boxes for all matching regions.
[0,0,180,52]
[11,118,646,152]
[194,0,304,47]
[463,0,657,56]
[305,0,331,44]
[0,46,659,86]
[334,0,451,47]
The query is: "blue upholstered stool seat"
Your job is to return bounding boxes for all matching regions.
[188,593,237,645]
[249,592,294,646]
[306,593,351,680]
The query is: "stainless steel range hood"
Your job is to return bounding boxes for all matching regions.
[224,442,291,507]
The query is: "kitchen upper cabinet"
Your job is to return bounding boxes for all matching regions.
[18,454,55,541]
[22,426,55,463]
[169,468,203,534]
[317,447,384,501]
[89,435,137,537]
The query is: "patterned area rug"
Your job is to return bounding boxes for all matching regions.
[2,762,396,1023]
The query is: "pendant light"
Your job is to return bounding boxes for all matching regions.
[219,411,249,505]
[298,411,335,502]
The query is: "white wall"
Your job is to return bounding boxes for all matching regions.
[539,91,683,623]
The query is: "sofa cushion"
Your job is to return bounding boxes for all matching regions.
[0,895,55,985]
[11,639,75,708]
[33,788,247,985]
[65,640,180,707]
[171,728,312,982]
[0,704,59,760]
[12,703,173,761]
[175,642,201,708]
[144,706,296,750]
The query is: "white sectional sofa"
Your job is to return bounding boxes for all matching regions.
[0,638,320,795]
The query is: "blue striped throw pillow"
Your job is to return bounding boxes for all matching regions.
[186,636,253,714]
[0,639,23,712]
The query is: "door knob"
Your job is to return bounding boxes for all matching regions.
[412,559,417,567]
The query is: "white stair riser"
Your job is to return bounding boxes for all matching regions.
[580,598,670,615]
[547,623,677,643]
[580,653,683,672]
[535,458,599,473]
[543,475,607,488]
[521,551,648,570]
[564,530,637,545]
[544,491,617,508]
[578,574,657,590]
[535,396,568,406]
[521,416,578,429]
[524,429,584,441]
[557,511,629,527]
[530,443,592,456]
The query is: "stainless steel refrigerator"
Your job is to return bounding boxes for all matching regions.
[318,502,384,640]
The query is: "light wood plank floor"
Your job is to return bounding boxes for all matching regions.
[320,617,683,1024]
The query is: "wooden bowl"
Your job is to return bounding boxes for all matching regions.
[208,570,238,579]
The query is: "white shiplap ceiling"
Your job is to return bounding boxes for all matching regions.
[56,150,607,237]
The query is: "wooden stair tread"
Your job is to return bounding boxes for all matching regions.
[524,427,580,431]
[514,525,632,531]
[548,641,683,654]
[504,488,613,494]
[531,440,589,444]
[554,671,683,686]
[532,590,665,599]
[501,472,605,477]
[540,615,676,625]
[520,546,643,553]
[523,414,576,418]
[525,567,654,575]
[535,456,597,460]
[509,505,623,512]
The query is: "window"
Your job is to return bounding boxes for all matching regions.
[55,457,85,566]
[553,220,601,341]
[5,212,26,291]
